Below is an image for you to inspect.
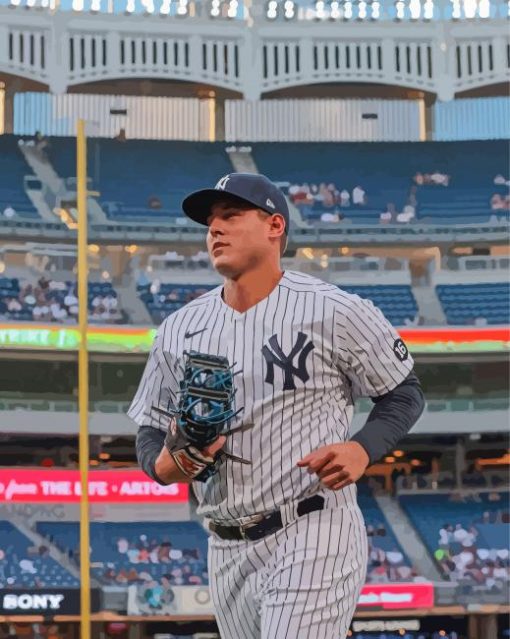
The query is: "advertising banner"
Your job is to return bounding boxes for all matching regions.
[357,582,434,609]
[0,470,188,503]
[0,588,100,615]
[0,323,508,354]
[127,585,214,616]
[127,582,434,616]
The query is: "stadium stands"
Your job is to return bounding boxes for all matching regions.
[436,283,510,325]
[12,137,506,227]
[36,521,209,586]
[0,521,79,588]
[36,489,416,586]
[357,485,417,583]
[0,276,123,323]
[137,282,215,324]
[342,285,419,326]
[45,138,233,222]
[0,136,39,219]
[399,492,510,591]
[138,281,418,326]
[252,140,509,225]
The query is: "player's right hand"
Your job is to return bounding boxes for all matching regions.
[156,436,227,484]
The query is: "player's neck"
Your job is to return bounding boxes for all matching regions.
[222,265,284,314]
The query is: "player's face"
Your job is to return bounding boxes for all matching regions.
[206,201,274,277]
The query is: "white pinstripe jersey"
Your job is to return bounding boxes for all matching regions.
[128,270,413,523]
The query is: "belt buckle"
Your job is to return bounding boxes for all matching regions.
[238,514,264,540]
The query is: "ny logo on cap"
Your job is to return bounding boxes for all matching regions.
[215,175,231,190]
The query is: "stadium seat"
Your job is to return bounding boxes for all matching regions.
[0,277,123,323]
[357,484,416,582]
[44,138,233,222]
[0,520,79,588]
[138,282,418,327]
[36,521,209,586]
[436,283,510,325]
[251,140,509,226]
[399,492,510,587]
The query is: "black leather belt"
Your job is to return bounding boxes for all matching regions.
[209,494,325,541]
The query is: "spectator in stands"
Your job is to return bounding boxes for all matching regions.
[414,171,450,186]
[429,171,450,186]
[339,189,350,207]
[32,303,50,321]
[2,205,15,219]
[490,193,510,210]
[103,293,118,313]
[50,302,68,321]
[117,538,129,554]
[6,297,22,313]
[138,547,150,563]
[148,196,162,210]
[396,204,415,224]
[452,523,470,544]
[64,288,78,308]
[19,559,37,574]
[327,182,340,204]
[115,569,129,584]
[38,276,50,291]
[352,185,366,206]
[320,211,341,223]
[493,174,510,187]
[379,203,395,224]
[102,568,117,584]
[20,285,36,307]
[438,524,453,548]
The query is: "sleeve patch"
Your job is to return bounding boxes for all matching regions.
[393,338,409,362]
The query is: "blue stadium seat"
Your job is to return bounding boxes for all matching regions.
[251,140,509,225]
[45,138,233,222]
[138,282,418,327]
[399,492,510,583]
[0,277,121,322]
[36,521,209,585]
[436,283,510,325]
[0,521,79,588]
[357,484,415,581]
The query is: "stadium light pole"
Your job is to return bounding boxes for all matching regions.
[77,118,92,639]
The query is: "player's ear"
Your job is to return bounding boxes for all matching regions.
[267,213,286,237]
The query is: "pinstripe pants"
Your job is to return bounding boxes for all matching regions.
[208,505,368,639]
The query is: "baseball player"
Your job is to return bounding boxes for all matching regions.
[129,173,425,639]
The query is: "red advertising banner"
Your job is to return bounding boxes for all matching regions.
[0,470,188,503]
[358,582,434,609]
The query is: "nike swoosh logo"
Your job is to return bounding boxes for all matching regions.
[184,328,207,339]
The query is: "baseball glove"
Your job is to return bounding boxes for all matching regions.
[152,351,250,482]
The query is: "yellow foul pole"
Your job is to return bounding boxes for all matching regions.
[77,119,91,639]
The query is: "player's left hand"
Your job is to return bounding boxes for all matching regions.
[296,442,370,491]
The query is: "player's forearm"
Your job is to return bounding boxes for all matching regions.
[351,371,425,465]
[136,426,192,485]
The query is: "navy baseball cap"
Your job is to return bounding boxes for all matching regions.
[182,172,290,235]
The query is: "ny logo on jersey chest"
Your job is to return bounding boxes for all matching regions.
[262,332,315,391]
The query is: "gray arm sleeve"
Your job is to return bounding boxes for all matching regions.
[350,370,425,464]
[136,426,167,485]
